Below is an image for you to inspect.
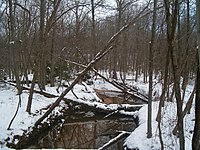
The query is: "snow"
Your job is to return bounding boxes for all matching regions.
[0,84,55,148]
[0,74,196,150]
[98,131,128,150]
[9,41,14,44]
[124,78,195,150]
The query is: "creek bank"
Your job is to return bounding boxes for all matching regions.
[1,79,146,149]
[6,101,140,149]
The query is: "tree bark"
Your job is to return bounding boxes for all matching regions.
[147,0,157,138]
[50,0,58,87]
[38,0,46,90]
[173,85,195,135]
[192,59,200,150]
[181,0,190,101]
[8,0,22,95]
[192,0,200,149]
[164,0,185,149]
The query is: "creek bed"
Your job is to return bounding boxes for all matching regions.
[31,113,137,149]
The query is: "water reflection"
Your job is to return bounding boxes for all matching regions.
[35,117,136,149]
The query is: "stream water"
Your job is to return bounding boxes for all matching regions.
[32,114,137,149]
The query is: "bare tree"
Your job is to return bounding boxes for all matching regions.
[164,0,185,149]
[26,0,62,114]
[91,0,96,58]
[7,0,22,95]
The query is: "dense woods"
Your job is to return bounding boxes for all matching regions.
[0,0,200,149]
[0,0,197,87]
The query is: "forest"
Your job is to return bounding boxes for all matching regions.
[0,0,200,149]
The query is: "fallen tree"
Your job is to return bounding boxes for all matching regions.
[34,5,151,126]
[57,57,148,103]
[63,98,143,115]
[2,79,143,114]
[0,80,58,98]
[1,75,144,126]
[92,69,148,103]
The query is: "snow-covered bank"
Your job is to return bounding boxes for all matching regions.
[0,84,57,148]
[0,77,141,149]
[124,81,195,150]
[0,75,196,149]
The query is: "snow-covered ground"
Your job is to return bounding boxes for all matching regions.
[0,83,56,149]
[0,74,196,149]
[124,76,195,150]
[0,77,134,149]
[124,101,195,150]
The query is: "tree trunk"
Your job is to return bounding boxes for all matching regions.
[50,0,57,87]
[50,30,56,87]
[8,0,22,95]
[26,72,37,114]
[173,85,195,135]
[181,0,190,101]
[192,0,200,149]
[164,0,185,149]
[156,48,170,121]
[39,0,46,90]
[147,0,157,138]
[192,58,200,150]
[91,0,96,58]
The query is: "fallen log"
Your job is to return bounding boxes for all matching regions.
[34,46,114,126]
[63,97,143,115]
[98,131,130,150]
[56,52,148,103]
[2,79,143,115]
[92,69,148,103]
[1,80,58,98]
[57,58,149,104]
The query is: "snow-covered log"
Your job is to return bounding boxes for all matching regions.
[2,79,143,116]
[98,131,130,150]
[63,98,143,116]
[1,80,58,98]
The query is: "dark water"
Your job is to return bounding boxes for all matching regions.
[33,116,136,149]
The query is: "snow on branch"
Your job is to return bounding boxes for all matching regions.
[98,131,130,150]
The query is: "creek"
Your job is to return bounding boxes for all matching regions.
[30,113,137,149]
